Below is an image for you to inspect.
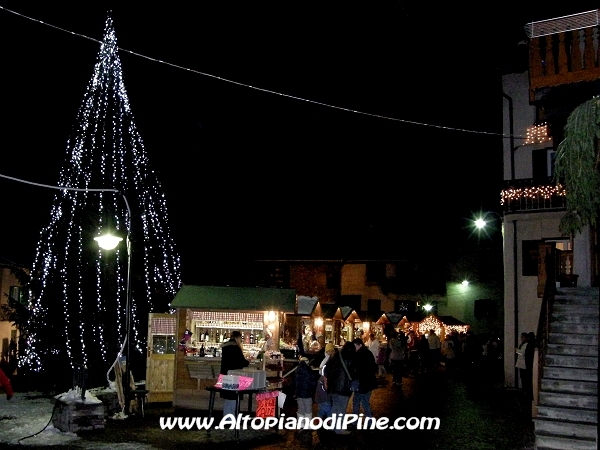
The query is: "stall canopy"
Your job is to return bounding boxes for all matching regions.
[171,285,297,313]
[297,296,319,316]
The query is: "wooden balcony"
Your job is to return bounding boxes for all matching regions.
[528,11,600,101]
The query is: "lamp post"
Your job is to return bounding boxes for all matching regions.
[95,193,133,416]
[0,173,135,414]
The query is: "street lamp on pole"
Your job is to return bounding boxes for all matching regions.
[95,194,133,416]
[1,173,135,414]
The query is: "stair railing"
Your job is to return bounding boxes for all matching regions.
[535,245,557,402]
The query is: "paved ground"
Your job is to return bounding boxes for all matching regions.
[4,364,536,449]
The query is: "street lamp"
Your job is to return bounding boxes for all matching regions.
[1,173,135,414]
[472,211,503,234]
[95,195,133,416]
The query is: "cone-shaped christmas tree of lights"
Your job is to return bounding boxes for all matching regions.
[25,14,182,384]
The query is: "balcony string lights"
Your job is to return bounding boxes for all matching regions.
[524,123,551,144]
[500,184,566,205]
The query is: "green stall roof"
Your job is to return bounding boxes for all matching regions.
[170,285,297,313]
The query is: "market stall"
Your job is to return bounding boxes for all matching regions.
[288,296,319,354]
[314,302,346,346]
[416,314,470,340]
[170,285,297,409]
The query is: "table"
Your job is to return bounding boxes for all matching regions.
[205,385,282,440]
[206,385,283,418]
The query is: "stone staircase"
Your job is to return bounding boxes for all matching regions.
[534,287,599,450]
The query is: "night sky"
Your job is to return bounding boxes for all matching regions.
[1,2,598,284]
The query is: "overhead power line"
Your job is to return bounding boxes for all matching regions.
[0,5,525,139]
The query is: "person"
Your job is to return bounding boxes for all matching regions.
[219,330,249,417]
[351,338,378,418]
[310,335,326,369]
[295,356,318,426]
[441,333,456,371]
[0,364,14,400]
[427,329,441,369]
[368,333,380,361]
[376,341,388,377]
[524,332,536,401]
[515,332,533,401]
[388,331,406,385]
[316,343,335,419]
[406,330,418,375]
[324,341,354,435]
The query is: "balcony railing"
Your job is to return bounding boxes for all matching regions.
[501,178,567,213]
[528,12,600,101]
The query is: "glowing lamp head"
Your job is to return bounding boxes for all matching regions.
[474,218,487,229]
[94,234,123,250]
[462,280,469,286]
[314,317,323,327]
[423,304,433,312]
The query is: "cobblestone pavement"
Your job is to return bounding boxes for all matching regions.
[4,365,536,449]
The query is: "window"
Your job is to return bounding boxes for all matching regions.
[366,263,385,283]
[522,240,541,276]
[367,299,381,313]
[7,286,21,304]
[152,335,176,354]
[326,268,340,290]
[341,295,361,312]
[474,299,496,319]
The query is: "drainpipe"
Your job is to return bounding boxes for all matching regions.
[503,90,519,386]
[502,92,515,180]
[513,219,519,387]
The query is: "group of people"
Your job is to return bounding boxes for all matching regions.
[295,337,379,435]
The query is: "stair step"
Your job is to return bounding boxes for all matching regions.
[551,312,599,323]
[543,367,598,382]
[547,343,599,357]
[539,391,598,409]
[552,304,599,315]
[534,419,598,440]
[550,323,599,334]
[536,434,598,450]
[549,333,598,346]
[545,354,598,369]
[536,405,597,423]
[554,288,600,305]
[541,378,598,395]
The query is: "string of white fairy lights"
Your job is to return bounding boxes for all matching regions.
[0,5,526,140]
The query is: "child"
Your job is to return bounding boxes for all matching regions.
[295,356,317,426]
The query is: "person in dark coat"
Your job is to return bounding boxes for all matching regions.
[351,338,378,417]
[324,342,355,434]
[220,330,249,417]
[295,356,318,423]
[524,332,536,401]
[309,335,326,369]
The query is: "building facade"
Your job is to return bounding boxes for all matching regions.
[501,11,599,387]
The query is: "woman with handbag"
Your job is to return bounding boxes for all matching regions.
[351,338,378,418]
[315,343,335,419]
[323,342,355,435]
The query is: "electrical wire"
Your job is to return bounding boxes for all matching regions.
[17,398,59,445]
[0,5,526,140]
